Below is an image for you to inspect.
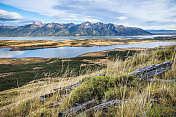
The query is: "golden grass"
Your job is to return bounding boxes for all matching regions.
[1,38,176,50]
[0,76,83,112]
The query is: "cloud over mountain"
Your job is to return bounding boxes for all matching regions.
[0,9,23,21]
[115,16,128,21]
[1,0,176,29]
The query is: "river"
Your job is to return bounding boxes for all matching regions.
[0,41,176,58]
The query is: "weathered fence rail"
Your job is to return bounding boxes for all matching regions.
[82,99,127,115]
[46,102,63,109]
[128,61,172,79]
[40,81,82,101]
[147,78,175,82]
[40,74,103,101]
[58,99,96,117]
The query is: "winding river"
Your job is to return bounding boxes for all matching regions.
[0,41,176,58]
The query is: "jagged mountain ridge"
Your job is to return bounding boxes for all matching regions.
[0,22,151,36]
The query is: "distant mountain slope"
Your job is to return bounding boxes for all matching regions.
[0,22,151,36]
[147,30,176,35]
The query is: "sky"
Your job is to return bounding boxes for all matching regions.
[0,0,176,29]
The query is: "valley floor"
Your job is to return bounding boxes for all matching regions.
[0,36,176,50]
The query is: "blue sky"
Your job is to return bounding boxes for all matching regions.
[0,0,176,29]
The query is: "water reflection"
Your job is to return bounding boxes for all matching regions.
[0,48,25,58]
[0,42,176,58]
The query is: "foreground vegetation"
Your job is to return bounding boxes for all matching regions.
[0,45,176,117]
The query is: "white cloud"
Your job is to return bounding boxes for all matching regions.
[1,0,61,16]
[1,0,176,29]
[139,23,176,30]
[54,14,100,22]
[0,9,23,21]
[114,16,128,20]
[0,0,99,22]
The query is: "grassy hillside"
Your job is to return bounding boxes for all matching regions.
[0,57,103,91]
[0,45,175,117]
[0,49,136,91]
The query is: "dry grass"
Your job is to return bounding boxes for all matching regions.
[0,75,84,112]
[1,38,176,50]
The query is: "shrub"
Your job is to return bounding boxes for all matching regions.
[147,104,176,117]
[104,88,117,101]
[154,46,176,61]
[69,74,136,105]
[154,49,173,60]
[69,76,115,105]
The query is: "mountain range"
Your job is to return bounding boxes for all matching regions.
[0,22,151,37]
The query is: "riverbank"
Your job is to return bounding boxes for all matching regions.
[0,36,176,51]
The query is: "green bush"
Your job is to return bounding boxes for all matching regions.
[154,49,173,60]
[130,54,150,66]
[107,50,136,61]
[154,45,175,61]
[147,104,176,117]
[69,76,115,105]
[104,88,117,101]
[69,74,136,105]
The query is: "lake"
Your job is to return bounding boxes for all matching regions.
[0,41,176,58]
[0,35,174,41]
